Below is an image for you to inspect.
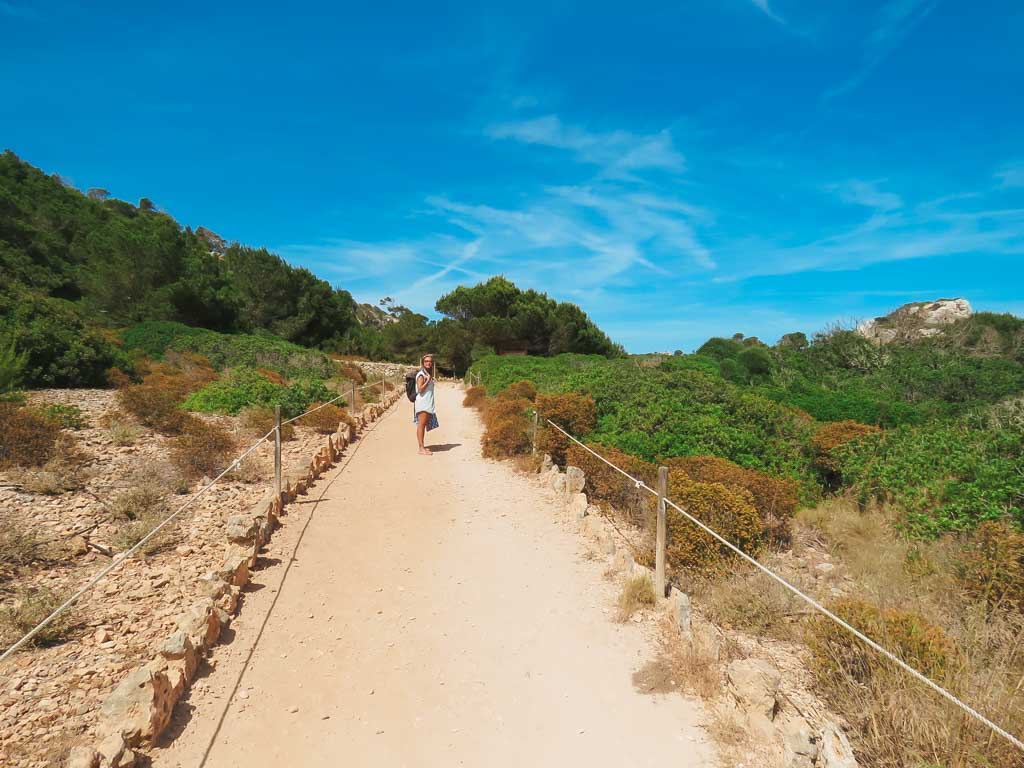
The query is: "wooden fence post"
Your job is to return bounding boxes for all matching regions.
[531,410,539,455]
[350,380,357,413]
[274,406,283,504]
[655,466,668,599]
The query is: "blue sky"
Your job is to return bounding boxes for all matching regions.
[2,0,1023,352]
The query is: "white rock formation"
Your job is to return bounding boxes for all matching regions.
[857,298,972,343]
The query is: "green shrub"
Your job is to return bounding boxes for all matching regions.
[0,332,27,393]
[121,321,335,380]
[182,366,332,418]
[34,403,86,429]
[837,422,1024,536]
[0,287,125,388]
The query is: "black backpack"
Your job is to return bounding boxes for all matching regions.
[404,371,418,402]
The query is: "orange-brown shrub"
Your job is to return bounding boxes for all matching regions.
[497,380,537,402]
[808,597,953,684]
[463,386,487,409]
[163,351,218,389]
[0,404,61,468]
[338,362,366,384]
[256,368,287,386]
[170,418,236,480]
[536,393,597,465]
[664,477,763,573]
[239,407,295,441]
[566,441,658,526]
[481,396,532,459]
[812,420,882,474]
[664,456,798,547]
[482,413,531,459]
[299,403,347,434]
[956,520,1024,610]
[106,367,132,388]
[117,361,217,435]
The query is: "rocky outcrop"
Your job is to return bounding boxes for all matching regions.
[857,298,972,343]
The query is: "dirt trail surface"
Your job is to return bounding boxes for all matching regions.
[150,384,715,767]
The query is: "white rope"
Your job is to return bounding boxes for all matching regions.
[0,370,402,664]
[543,418,1024,754]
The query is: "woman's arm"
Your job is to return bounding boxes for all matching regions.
[417,371,431,393]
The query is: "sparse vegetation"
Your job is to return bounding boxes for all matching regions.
[298,402,350,434]
[0,402,62,468]
[239,405,295,440]
[617,573,656,621]
[0,586,75,647]
[169,418,236,480]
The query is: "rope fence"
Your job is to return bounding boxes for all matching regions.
[542,418,1024,755]
[0,369,405,665]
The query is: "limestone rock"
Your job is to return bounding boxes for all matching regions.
[670,588,691,634]
[612,548,635,573]
[97,661,174,747]
[857,298,972,344]
[551,473,566,495]
[225,514,258,545]
[540,454,553,473]
[727,658,781,725]
[177,598,221,650]
[567,492,588,518]
[782,717,817,768]
[159,630,198,680]
[819,722,858,768]
[67,746,100,768]
[565,466,585,494]
[217,544,252,587]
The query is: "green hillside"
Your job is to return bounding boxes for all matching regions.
[0,152,619,386]
[469,320,1024,537]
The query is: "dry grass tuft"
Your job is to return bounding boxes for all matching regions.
[169,418,236,481]
[17,434,89,495]
[106,416,144,447]
[298,402,348,434]
[239,406,296,441]
[695,566,808,641]
[0,586,76,647]
[617,573,656,621]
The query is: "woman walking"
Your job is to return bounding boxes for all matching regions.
[414,353,439,455]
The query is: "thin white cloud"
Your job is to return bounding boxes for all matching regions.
[823,0,939,102]
[0,1,37,19]
[488,115,685,175]
[996,161,1024,189]
[827,179,904,212]
[749,0,787,27]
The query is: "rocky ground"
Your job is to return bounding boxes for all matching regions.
[0,388,358,768]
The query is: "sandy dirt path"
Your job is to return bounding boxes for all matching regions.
[150,384,715,768]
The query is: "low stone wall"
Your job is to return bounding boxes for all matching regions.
[537,457,859,768]
[67,392,403,768]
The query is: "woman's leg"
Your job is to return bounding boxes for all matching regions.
[417,411,431,454]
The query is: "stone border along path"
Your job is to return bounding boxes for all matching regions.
[138,383,716,768]
[64,391,404,768]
